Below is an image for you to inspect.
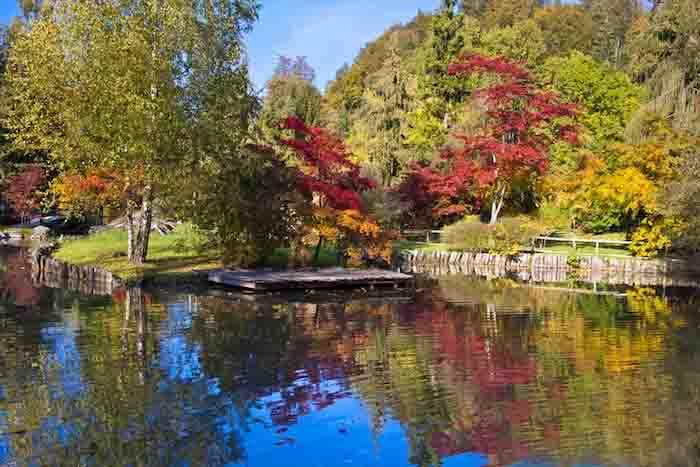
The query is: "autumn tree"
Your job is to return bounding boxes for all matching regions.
[460,0,491,18]
[565,116,691,250]
[414,54,578,225]
[533,5,593,56]
[3,0,259,264]
[280,117,393,265]
[4,164,45,223]
[483,0,538,30]
[51,168,144,222]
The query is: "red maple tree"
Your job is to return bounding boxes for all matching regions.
[407,54,579,224]
[4,164,46,223]
[279,116,374,211]
[279,117,396,265]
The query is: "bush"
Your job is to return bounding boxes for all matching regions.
[442,216,546,255]
[188,146,304,267]
[630,218,682,258]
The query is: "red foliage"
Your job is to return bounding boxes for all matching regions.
[406,54,579,222]
[0,250,41,307]
[53,168,145,215]
[4,165,46,222]
[279,117,374,211]
[447,55,532,82]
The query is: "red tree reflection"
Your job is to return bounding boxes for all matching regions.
[1,249,41,307]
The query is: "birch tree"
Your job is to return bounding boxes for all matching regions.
[3,0,258,264]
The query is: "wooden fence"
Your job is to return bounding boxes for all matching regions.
[400,230,634,255]
[532,236,632,255]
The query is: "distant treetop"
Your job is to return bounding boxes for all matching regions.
[272,55,316,83]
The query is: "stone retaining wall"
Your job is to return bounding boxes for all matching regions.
[400,250,700,287]
[32,254,122,296]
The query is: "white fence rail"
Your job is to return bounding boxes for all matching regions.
[400,230,634,255]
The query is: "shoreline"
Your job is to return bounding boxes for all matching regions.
[26,236,700,297]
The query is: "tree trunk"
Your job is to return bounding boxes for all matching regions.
[490,186,506,225]
[127,185,154,265]
[126,203,137,261]
[314,236,324,264]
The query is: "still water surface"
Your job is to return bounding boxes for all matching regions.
[2,246,700,467]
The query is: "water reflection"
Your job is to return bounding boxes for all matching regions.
[1,246,700,466]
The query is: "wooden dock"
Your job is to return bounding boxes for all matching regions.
[208,268,414,292]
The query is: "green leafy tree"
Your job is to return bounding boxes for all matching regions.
[347,47,411,186]
[483,0,538,29]
[3,0,258,264]
[533,5,593,57]
[482,19,546,65]
[187,145,303,267]
[261,57,322,141]
[541,52,643,157]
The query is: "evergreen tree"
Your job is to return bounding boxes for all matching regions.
[590,0,641,67]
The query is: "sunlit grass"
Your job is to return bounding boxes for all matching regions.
[54,225,348,280]
[54,224,222,281]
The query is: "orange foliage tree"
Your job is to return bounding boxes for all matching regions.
[279,117,395,266]
[52,168,144,220]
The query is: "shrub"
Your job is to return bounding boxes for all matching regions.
[442,216,546,255]
[630,218,683,258]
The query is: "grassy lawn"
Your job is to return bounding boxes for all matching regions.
[54,225,349,281]
[539,244,632,257]
[54,225,223,281]
[395,240,462,253]
[395,236,632,257]
[535,231,632,257]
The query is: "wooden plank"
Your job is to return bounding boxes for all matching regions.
[208,268,414,292]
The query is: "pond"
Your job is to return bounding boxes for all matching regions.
[1,245,700,467]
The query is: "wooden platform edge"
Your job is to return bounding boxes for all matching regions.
[208,268,415,292]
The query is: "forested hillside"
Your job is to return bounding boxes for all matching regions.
[262,0,700,257]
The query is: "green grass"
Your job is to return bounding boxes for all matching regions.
[54,225,349,281]
[394,240,459,252]
[536,231,632,257]
[539,244,632,257]
[54,225,222,281]
[395,234,633,257]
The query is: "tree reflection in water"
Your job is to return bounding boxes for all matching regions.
[1,250,700,467]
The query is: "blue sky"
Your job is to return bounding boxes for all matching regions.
[0,0,439,91]
[0,0,18,25]
[246,0,440,91]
